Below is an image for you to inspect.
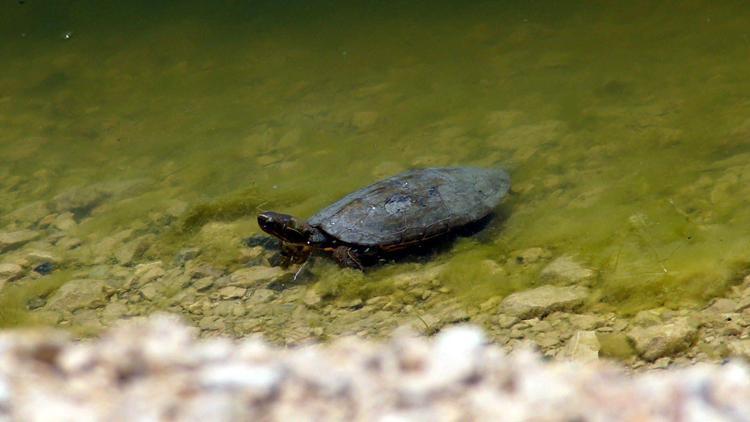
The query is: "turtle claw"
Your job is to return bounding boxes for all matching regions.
[333,246,364,270]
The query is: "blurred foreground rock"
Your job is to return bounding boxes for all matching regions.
[0,315,748,421]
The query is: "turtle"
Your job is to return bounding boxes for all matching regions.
[257,167,511,269]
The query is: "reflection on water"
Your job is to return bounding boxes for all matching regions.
[1,0,750,336]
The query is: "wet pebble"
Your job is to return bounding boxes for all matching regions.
[33,262,55,275]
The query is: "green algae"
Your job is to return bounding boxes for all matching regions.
[0,270,73,328]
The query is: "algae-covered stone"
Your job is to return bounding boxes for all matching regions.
[230,266,284,287]
[303,289,322,307]
[540,256,595,284]
[7,201,50,226]
[0,263,23,282]
[127,261,165,288]
[627,317,698,361]
[510,247,551,265]
[53,212,77,231]
[0,230,40,252]
[192,277,214,292]
[25,250,61,265]
[499,285,589,319]
[46,279,111,312]
[219,286,247,299]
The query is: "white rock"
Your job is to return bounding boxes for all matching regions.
[562,331,600,363]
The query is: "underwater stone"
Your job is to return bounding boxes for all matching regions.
[562,331,600,363]
[540,256,596,284]
[52,212,77,231]
[175,247,201,265]
[26,250,61,265]
[114,238,143,265]
[499,285,589,319]
[45,279,111,312]
[33,262,55,275]
[0,230,40,252]
[101,302,129,323]
[708,298,739,314]
[128,261,165,288]
[7,201,50,226]
[246,288,276,305]
[511,247,551,265]
[0,263,23,281]
[140,284,159,301]
[229,266,284,288]
[627,317,698,362]
[192,277,214,292]
[303,289,322,307]
[218,286,246,300]
[728,340,750,360]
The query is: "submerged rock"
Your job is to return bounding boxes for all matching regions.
[0,230,40,253]
[499,285,589,319]
[45,279,112,312]
[0,263,23,282]
[627,317,698,361]
[540,256,596,284]
[229,266,285,287]
[562,330,600,362]
[6,201,49,226]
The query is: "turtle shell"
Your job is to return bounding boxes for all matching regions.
[308,167,510,247]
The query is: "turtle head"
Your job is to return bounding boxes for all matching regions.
[257,211,312,245]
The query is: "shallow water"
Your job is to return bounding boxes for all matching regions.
[2,1,750,333]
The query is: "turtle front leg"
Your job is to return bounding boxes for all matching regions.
[332,246,364,270]
[270,242,311,268]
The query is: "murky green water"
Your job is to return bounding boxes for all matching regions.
[2,1,750,333]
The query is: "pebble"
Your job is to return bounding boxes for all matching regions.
[229,266,285,287]
[219,286,247,300]
[0,263,23,281]
[627,317,698,362]
[33,262,55,275]
[45,279,111,312]
[0,230,40,252]
[246,289,275,304]
[511,247,551,265]
[499,285,589,319]
[562,330,600,362]
[140,284,159,301]
[26,250,61,265]
[303,289,322,307]
[540,256,596,284]
[129,261,165,287]
[52,212,77,231]
[193,277,214,292]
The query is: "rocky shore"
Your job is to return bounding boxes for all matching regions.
[0,314,748,421]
